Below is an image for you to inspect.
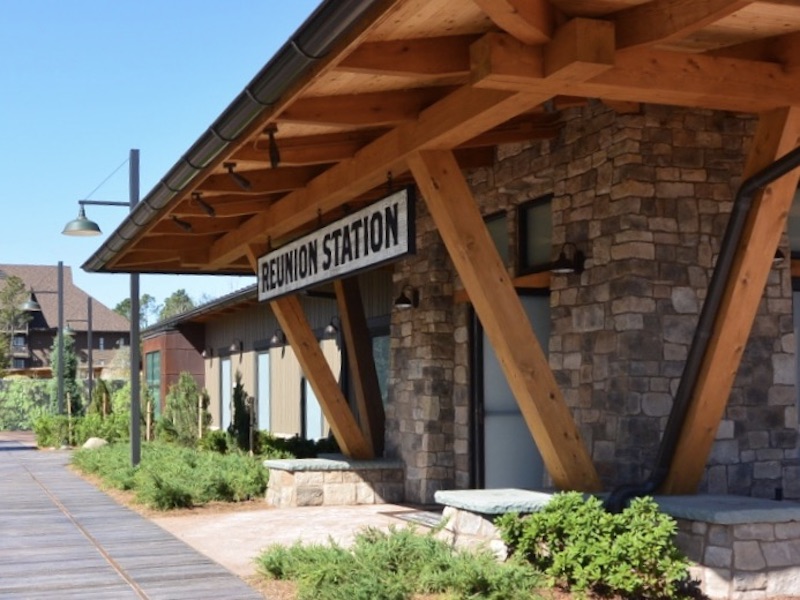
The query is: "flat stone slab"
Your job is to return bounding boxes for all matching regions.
[435,489,554,515]
[654,494,800,525]
[263,454,404,472]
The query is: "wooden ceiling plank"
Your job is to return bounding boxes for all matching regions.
[471,30,800,112]
[335,277,385,456]
[173,197,273,218]
[271,295,373,459]
[197,165,327,196]
[276,88,452,128]
[614,0,753,50]
[662,106,800,494]
[473,0,560,45]
[407,148,600,492]
[337,35,474,77]
[208,85,553,268]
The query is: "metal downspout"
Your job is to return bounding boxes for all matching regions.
[604,144,800,513]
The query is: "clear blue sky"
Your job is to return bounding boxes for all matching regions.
[1,0,320,312]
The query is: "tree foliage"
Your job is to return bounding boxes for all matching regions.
[228,370,252,452]
[157,372,210,446]
[0,275,31,371]
[48,332,83,414]
[113,293,158,328]
[159,289,195,321]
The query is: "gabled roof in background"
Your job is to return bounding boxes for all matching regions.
[141,284,258,337]
[79,0,800,277]
[0,264,130,333]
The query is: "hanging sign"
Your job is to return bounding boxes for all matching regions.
[258,187,415,302]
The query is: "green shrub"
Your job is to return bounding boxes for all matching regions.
[73,412,130,445]
[197,429,230,454]
[32,412,73,447]
[256,526,542,600]
[0,379,51,429]
[72,441,269,509]
[496,492,691,599]
[256,431,339,458]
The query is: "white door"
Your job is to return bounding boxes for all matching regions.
[481,294,549,489]
[257,352,271,431]
[303,378,324,441]
[220,357,232,431]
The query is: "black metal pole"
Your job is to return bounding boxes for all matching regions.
[130,149,141,467]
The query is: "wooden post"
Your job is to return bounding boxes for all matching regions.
[198,394,204,439]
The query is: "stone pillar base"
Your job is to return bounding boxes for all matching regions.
[264,455,405,507]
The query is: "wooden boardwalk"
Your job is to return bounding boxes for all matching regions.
[0,434,264,599]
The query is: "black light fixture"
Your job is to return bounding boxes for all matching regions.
[171,215,193,232]
[229,339,243,353]
[550,243,585,275]
[20,289,42,312]
[323,316,340,339]
[201,348,213,358]
[192,192,215,217]
[265,125,281,169]
[269,328,286,347]
[394,285,419,309]
[224,162,252,191]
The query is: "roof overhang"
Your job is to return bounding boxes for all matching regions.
[82,0,800,276]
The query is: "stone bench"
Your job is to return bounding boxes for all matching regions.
[434,490,800,599]
[264,455,405,507]
[657,495,800,599]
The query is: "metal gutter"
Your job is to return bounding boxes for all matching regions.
[604,144,800,512]
[83,0,380,273]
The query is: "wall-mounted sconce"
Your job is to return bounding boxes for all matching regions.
[773,248,786,266]
[171,215,193,232]
[201,348,214,358]
[394,285,419,309]
[323,316,341,340]
[223,162,252,191]
[550,243,585,275]
[269,329,286,347]
[229,339,243,353]
[192,192,216,217]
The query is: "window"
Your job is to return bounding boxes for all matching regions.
[12,335,25,347]
[485,212,510,266]
[518,195,553,273]
[145,351,161,418]
[220,357,232,430]
[99,337,105,350]
[12,358,25,369]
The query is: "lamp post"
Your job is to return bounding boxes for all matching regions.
[63,149,141,467]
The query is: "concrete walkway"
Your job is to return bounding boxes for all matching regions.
[0,433,263,600]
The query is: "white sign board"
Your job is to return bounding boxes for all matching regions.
[258,188,415,302]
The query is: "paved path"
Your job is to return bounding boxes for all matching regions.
[0,434,262,600]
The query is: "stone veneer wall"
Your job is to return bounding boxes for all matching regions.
[387,214,458,504]
[386,100,798,503]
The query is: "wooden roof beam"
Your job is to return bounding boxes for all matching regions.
[207,18,616,269]
[271,295,374,459]
[662,106,800,494]
[337,35,474,77]
[276,88,453,128]
[471,25,800,112]
[613,0,752,50]
[408,149,600,491]
[473,0,561,45]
